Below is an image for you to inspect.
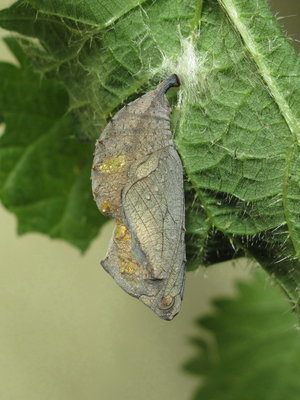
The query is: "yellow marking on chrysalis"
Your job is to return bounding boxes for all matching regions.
[119,259,138,275]
[101,200,113,215]
[115,222,130,240]
[98,154,126,173]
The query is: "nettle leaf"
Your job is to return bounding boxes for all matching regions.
[184,271,300,400]
[0,0,300,310]
[176,0,300,310]
[0,38,107,251]
[0,0,195,137]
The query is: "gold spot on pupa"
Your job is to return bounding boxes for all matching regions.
[98,154,126,173]
[115,222,130,240]
[119,259,138,275]
[101,200,113,215]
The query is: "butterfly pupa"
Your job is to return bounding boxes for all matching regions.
[91,75,185,320]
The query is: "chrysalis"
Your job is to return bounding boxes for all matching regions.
[91,75,185,320]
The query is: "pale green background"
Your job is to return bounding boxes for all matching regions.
[0,1,299,399]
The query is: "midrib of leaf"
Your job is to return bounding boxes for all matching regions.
[218,0,300,145]
[27,0,149,30]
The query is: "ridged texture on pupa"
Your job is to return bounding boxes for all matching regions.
[91,75,185,320]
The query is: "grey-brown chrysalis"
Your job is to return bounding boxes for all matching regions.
[91,75,185,320]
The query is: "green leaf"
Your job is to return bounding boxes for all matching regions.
[0,0,300,311]
[0,38,107,251]
[175,0,300,311]
[0,0,196,137]
[184,270,300,400]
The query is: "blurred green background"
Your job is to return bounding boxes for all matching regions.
[0,0,299,399]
